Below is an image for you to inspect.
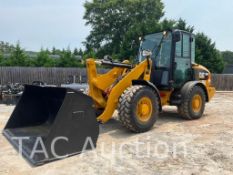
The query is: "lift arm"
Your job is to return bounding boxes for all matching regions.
[86,58,152,123]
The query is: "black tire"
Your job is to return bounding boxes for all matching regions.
[178,86,206,120]
[118,85,160,133]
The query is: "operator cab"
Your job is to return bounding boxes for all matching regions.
[138,30,195,89]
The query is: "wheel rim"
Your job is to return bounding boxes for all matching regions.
[192,94,202,113]
[136,97,153,122]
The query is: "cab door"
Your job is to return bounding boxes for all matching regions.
[173,32,192,88]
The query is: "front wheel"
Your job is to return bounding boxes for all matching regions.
[178,86,206,120]
[118,85,160,133]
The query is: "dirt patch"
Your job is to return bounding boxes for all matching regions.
[0,93,233,175]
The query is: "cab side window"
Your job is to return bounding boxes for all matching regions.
[191,37,195,62]
[183,34,190,58]
[175,33,191,58]
[175,39,182,57]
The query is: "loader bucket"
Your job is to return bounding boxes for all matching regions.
[2,85,99,166]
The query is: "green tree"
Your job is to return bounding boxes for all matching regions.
[83,48,97,60]
[160,18,176,31]
[35,48,55,67]
[78,48,83,56]
[0,41,15,53]
[222,51,233,65]
[57,48,81,67]
[45,48,50,54]
[84,0,164,60]
[0,52,4,66]
[73,48,79,55]
[52,47,56,55]
[195,33,224,73]
[7,42,32,66]
[175,18,194,33]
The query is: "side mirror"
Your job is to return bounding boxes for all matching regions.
[173,31,181,42]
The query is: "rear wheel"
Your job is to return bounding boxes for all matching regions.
[178,86,206,120]
[118,85,159,133]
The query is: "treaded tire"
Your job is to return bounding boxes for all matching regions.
[118,85,159,133]
[178,86,206,120]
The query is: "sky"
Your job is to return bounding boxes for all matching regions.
[0,0,232,52]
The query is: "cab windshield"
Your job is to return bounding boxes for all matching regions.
[139,32,172,68]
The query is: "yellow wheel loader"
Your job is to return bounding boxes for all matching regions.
[3,30,215,166]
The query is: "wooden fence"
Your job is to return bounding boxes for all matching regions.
[0,67,233,90]
[0,67,107,85]
[211,74,233,91]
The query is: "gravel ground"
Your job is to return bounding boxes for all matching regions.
[0,92,233,175]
